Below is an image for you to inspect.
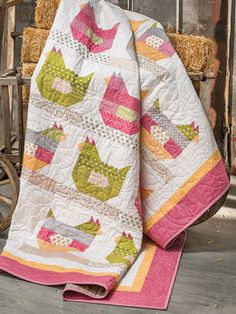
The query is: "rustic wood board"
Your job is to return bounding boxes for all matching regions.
[133,0,177,28]
[229,0,236,173]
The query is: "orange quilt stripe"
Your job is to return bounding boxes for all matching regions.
[117,242,156,292]
[136,41,166,61]
[23,154,48,171]
[2,251,120,279]
[141,127,173,159]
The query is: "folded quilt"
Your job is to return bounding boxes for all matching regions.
[0,0,229,309]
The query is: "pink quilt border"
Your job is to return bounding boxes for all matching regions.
[62,233,186,309]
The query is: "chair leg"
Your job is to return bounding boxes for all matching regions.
[1,85,12,154]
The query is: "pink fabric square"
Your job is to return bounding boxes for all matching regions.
[37,227,56,243]
[164,139,182,158]
[69,240,89,252]
[35,147,54,164]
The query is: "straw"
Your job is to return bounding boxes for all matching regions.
[22,63,37,104]
[168,33,214,72]
[35,0,61,29]
[21,27,49,63]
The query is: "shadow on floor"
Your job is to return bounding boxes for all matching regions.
[184,218,236,253]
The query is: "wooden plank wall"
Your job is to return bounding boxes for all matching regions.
[133,0,177,28]
[14,0,35,68]
[108,0,127,9]
[0,0,4,145]
[0,1,15,146]
[0,1,15,73]
[229,0,236,173]
[0,0,3,57]
[182,0,228,157]
[11,0,35,136]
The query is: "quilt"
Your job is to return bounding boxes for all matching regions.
[0,0,229,309]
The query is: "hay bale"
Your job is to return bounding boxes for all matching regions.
[22,62,37,77]
[21,27,49,63]
[22,63,37,104]
[168,33,214,73]
[35,0,60,29]
[22,87,30,106]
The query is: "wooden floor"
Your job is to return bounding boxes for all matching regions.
[0,184,236,313]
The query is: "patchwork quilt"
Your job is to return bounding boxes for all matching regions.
[0,0,229,309]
